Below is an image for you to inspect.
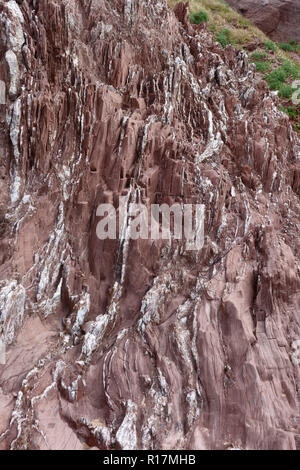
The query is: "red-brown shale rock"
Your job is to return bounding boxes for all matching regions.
[0,0,300,450]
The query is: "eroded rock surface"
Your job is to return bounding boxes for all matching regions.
[0,0,300,450]
[227,0,300,42]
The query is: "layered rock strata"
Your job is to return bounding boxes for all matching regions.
[0,0,300,450]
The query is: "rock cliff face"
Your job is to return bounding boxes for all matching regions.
[0,0,300,450]
[226,0,300,42]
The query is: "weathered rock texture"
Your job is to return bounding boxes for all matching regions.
[226,0,300,42]
[0,0,300,450]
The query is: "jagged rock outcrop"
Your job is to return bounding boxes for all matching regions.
[0,0,300,450]
[226,0,300,42]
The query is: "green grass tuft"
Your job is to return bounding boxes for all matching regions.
[250,52,267,61]
[190,11,209,24]
[266,68,287,90]
[264,40,278,52]
[216,28,231,48]
[266,60,300,90]
[278,84,294,99]
[278,41,300,52]
[281,60,299,80]
[254,61,271,73]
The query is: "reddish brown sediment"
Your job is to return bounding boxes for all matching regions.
[0,0,300,450]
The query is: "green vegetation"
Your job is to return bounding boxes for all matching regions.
[216,28,231,48]
[266,60,300,90]
[190,10,208,24]
[280,105,300,120]
[264,40,277,52]
[238,17,251,28]
[254,60,271,73]
[250,52,266,61]
[281,60,299,79]
[266,67,288,90]
[280,105,300,132]
[168,0,269,46]
[278,84,294,99]
[278,41,300,52]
